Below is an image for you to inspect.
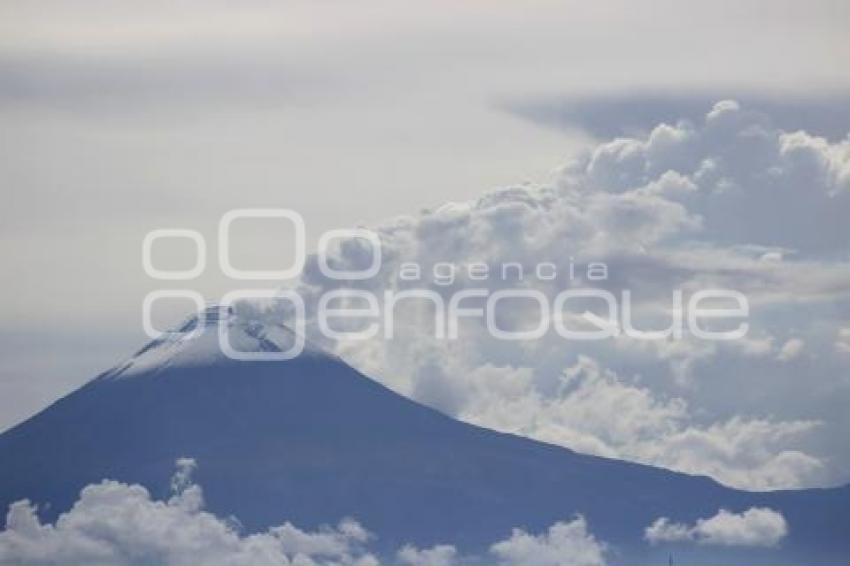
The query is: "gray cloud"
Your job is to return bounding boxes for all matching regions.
[0,54,330,113]
[507,93,850,142]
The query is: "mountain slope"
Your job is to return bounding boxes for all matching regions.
[0,307,847,564]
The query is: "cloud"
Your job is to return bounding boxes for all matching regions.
[275,100,850,490]
[490,516,607,566]
[394,518,611,566]
[776,338,805,362]
[0,53,327,113]
[397,544,458,566]
[0,459,379,566]
[645,507,788,547]
[506,93,850,142]
[456,357,823,491]
[836,328,850,354]
[560,99,850,254]
[0,461,614,566]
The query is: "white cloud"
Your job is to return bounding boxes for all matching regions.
[490,516,607,566]
[0,461,617,566]
[645,507,788,547]
[397,544,458,566]
[456,357,823,490]
[0,460,379,566]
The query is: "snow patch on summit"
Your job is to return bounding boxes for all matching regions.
[103,304,304,379]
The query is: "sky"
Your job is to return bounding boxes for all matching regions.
[1,0,849,489]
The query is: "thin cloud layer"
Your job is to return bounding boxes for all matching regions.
[507,93,850,142]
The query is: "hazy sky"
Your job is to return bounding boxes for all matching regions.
[1,1,848,487]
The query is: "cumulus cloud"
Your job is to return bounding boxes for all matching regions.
[645,507,788,547]
[267,100,850,490]
[455,357,822,490]
[0,461,615,566]
[0,460,378,566]
[396,544,458,566]
[562,99,850,254]
[490,516,607,566]
[396,517,609,566]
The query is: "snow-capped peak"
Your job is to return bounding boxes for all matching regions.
[103,303,305,380]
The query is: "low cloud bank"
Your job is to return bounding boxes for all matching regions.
[0,460,608,566]
[0,459,377,566]
[400,516,607,566]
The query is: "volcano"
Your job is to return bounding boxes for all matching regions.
[0,306,847,564]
